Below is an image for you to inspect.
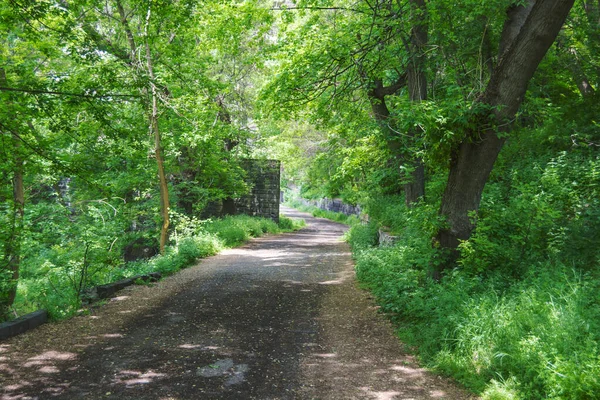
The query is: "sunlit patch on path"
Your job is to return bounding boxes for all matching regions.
[0,206,473,399]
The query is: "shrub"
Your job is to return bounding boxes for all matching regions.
[191,232,223,258]
[279,215,305,231]
[205,217,251,247]
[351,186,600,399]
[260,218,280,234]
[9,213,291,322]
[345,222,378,251]
[481,378,521,400]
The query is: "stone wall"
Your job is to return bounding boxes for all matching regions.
[202,159,281,222]
[235,159,281,222]
[299,197,362,217]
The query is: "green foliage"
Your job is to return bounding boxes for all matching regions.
[350,148,600,398]
[481,378,521,400]
[151,214,293,275]
[9,213,298,321]
[285,198,360,226]
[204,216,251,247]
[278,215,306,231]
[344,223,378,252]
[352,223,600,399]
[204,215,283,247]
[271,1,599,398]
[0,0,278,321]
[430,268,600,399]
[458,150,600,279]
[343,93,600,397]
[2,1,600,398]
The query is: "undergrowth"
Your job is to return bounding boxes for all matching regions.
[10,213,304,321]
[285,198,361,226]
[346,149,600,399]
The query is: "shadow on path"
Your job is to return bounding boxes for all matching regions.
[0,207,474,400]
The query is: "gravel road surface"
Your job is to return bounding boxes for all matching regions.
[0,207,474,399]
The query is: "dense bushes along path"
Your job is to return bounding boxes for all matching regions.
[0,207,472,399]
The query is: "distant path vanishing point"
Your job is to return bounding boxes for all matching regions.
[0,206,474,399]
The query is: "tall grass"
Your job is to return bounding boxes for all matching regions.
[11,214,304,321]
[347,188,600,399]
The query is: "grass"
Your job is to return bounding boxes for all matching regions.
[345,194,600,400]
[285,199,361,226]
[287,195,600,399]
[9,213,305,322]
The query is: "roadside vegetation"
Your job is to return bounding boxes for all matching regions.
[288,139,600,399]
[346,184,600,399]
[13,214,304,321]
[285,199,361,226]
[2,1,599,398]
[265,2,599,398]
[292,177,600,399]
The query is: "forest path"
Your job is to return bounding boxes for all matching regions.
[0,207,474,400]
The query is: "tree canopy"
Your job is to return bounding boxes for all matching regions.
[2,1,600,398]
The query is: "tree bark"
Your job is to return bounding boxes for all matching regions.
[498,1,536,56]
[108,1,171,253]
[80,1,171,252]
[368,75,426,205]
[367,79,404,195]
[214,94,239,216]
[9,137,24,307]
[116,0,138,64]
[145,36,170,254]
[434,0,575,277]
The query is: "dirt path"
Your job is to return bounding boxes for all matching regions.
[0,207,475,399]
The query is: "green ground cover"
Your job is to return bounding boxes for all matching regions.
[12,214,304,321]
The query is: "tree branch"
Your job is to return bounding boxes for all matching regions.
[0,86,139,98]
[367,74,407,99]
[271,6,368,15]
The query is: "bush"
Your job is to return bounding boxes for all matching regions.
[352,192,600,399]
[191,232,224,258]
[345,222,378,251]
[205,216,251,246]
[481,378,521,400]
[279,215,306,231]
[9,213,297,322]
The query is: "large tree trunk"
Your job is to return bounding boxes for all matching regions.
[434,0,575,276]
[367,82,404,196]
[9,137,24,308]
[368,78,426,206]
[216,94,240,216]
[0,142,24,318]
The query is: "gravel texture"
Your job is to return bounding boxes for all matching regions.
[0,207,476,399]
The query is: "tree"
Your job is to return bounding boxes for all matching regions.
[559,0,599,99]
[265,0,429,204]
[434,0,575,275]
[73,0,176,253]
